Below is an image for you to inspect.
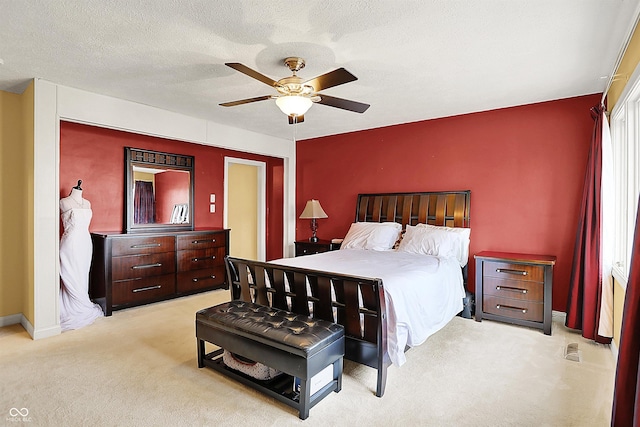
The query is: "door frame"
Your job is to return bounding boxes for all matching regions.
[223,157,267,261]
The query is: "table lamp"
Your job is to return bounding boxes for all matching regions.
[299,199,328,242]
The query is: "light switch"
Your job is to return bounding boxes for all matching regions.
[210,194,216,203]
[210,204,216,213]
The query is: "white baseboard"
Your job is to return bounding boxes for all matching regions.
[0,314,60,340]
[0,313,23,327]
[21,316,34,338]
[610,339,619,362]
[32,322,61,340]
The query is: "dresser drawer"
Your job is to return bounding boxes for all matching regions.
[177,266,226,293]
[111,236,175,256]
[482,277,544,302]
[112,252,176,281]
[483,260,544,283]
[112,273,176,305]
[177,247,225,272]
[483,295,544,322]
[177,232,226,250]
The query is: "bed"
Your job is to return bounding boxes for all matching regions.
[224,190,471,397]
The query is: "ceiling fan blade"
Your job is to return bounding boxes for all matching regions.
[225,63,278,87]
[303,68,357,92]
[316,94,370,113]
[288,114,304,125]
[219,95,272,107]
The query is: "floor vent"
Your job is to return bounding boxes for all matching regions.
[564,343,581,362]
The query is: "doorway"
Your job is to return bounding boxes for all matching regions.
[224,158,266,261]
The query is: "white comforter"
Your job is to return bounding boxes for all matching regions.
[272,249,465,366]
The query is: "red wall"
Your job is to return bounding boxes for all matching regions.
[60,121,284,260]
[154,170,190,223]
[296,94,600,311]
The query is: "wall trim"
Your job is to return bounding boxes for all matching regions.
[611,338,619,362]
[0,314,59,340]
[32,79,61,339]
[0,313,23,327]
[223,157,267,261]
[612,265,627,290]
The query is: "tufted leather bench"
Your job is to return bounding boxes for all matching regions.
[196,300,345,419]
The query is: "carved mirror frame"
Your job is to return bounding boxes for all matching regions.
[124,147,195,233]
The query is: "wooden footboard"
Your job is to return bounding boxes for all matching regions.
[225,256,389,397]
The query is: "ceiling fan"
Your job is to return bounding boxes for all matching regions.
[220,57,370,124]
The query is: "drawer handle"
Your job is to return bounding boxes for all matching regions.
[192,275,216,282]
[131,243,161,249]
[192,256,215,262]
[132,285,162,293]
[496,304,527,314]
[496,285,527,294]
[132,263,162,269]
[192,239,216,244]
[496,268,527,276]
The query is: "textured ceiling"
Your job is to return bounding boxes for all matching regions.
[0,1,638,141]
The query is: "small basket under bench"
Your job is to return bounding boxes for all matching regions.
[196,300,345,420]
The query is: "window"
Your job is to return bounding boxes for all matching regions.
[611,69,640,286]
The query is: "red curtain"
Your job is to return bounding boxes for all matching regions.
[134,180,155,224]
[611,195,640,426]
[565,104,611,344]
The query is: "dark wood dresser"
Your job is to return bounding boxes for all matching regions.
[90,229,229,315]
[474,251,556,335]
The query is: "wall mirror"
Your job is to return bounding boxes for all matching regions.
[124,147,195,233]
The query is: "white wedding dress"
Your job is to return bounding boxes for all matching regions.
[59,207,103,330]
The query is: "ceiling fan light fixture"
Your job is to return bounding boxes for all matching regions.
[276,95,313,117]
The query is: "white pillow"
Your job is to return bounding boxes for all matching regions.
[398,224,471,267]
[341,222,402,251]
[416,224,471,265]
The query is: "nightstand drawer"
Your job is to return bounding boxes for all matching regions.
[297,245,328,256]
[482,277,543,302]
[483,295,543,322]
[483,260,545,282]
[295,240,334,256]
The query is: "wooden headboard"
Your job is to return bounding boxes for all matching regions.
[356,190,471,285]
[355,190,471,229]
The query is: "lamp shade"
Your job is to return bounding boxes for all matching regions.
[299,199,328,219]
[276,95,313,116]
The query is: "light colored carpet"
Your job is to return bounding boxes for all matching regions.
[1,290,614,426]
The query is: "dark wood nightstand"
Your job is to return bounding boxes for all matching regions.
[474,251,556,335]
[295,239,339,256]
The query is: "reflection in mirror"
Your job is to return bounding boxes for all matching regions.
[125,147,194,233]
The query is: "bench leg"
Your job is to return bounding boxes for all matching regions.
[298,378,311,420]
[197,339,205,368]
[334,358,343,393]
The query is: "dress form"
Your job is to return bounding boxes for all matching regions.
[59,181,103,330]
[60,187,91,212]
